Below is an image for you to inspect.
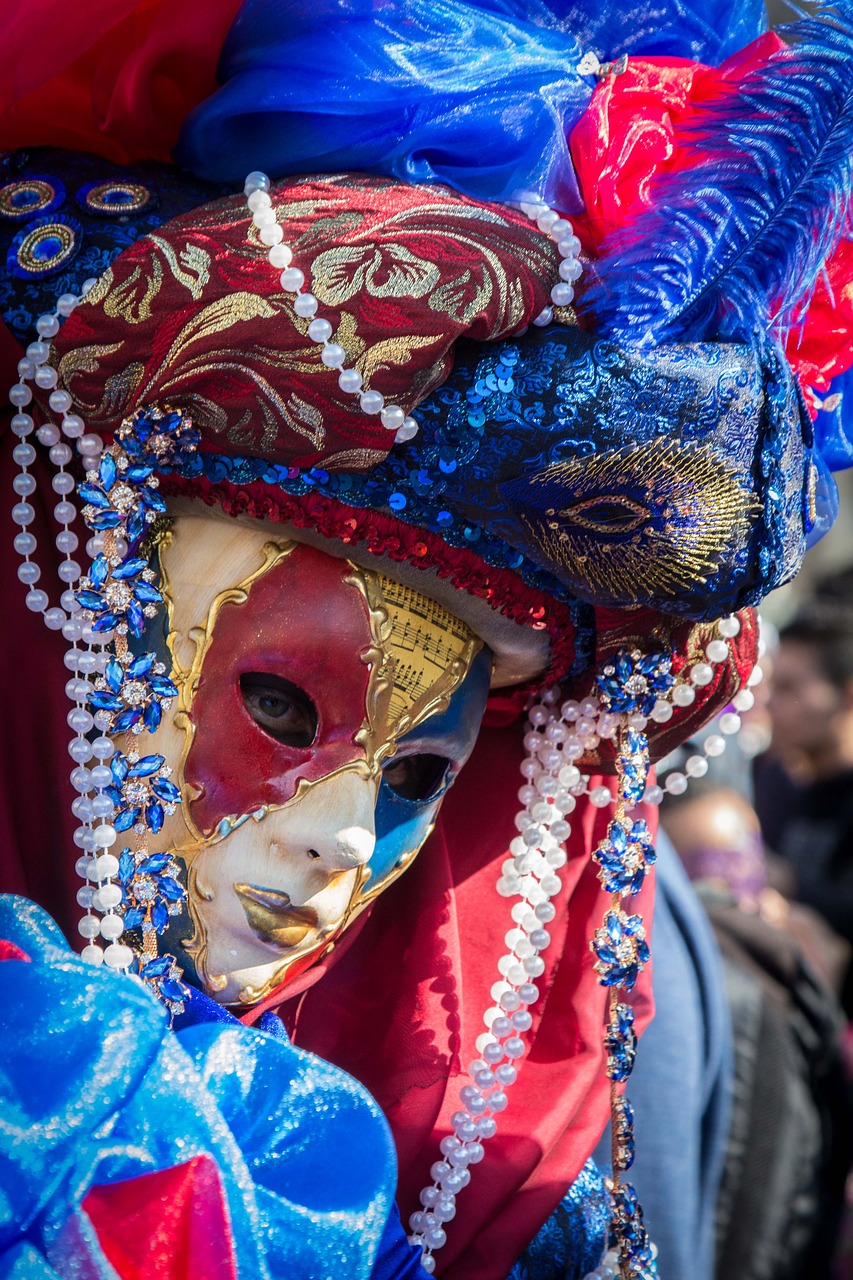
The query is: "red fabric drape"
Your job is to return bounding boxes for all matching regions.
[0,0,242,164]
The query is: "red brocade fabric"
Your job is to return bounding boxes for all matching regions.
[0,0,240,164]
[51,175,559,468]
[84,1155,238,1280]
[246,719,655,1280]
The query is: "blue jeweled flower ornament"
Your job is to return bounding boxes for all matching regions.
[73,404,199,1014]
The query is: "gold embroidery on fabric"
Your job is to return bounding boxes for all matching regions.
[312,244,441,306]
[56,343,123,408]
[149,235,212,300]
[102,260,164,324]
[516,438,758,601]
[322,448,388,472]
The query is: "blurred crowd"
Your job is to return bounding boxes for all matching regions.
[658,563,853,1279]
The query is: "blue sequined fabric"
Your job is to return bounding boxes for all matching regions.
[507,1159,610,1280]
[0,148,226,342]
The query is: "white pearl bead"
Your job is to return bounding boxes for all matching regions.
[308,317,333,343]
[78,434,102,457]
[259,223,284,246]
[11,413,34,436]
[643,784,664,806]
[9,384,32,406]
[96,883,122,910]
[559,257,583,282]
[665,771,688,795]
[26,589,48,612]
[100,913,124,941]
[78,915,100,939]
[380,404,405,431]
[92,823,117,848]
[672,683,695,707]
[103,943,134,970]
[650,699,673,723]
[395,418,419,442]
[294,292,319,317]
[690,662,714,687]
[733,688,754,712]
[719,712,742,735]
[589,785,612,807]
[280,267,304,292]
[536,209,559,232]
[685,754,708,778]
[81,943,104,966]
[321,343,347,368]
[338,368,363,393]
[27,341,49,364]
[550,283,574,306]
[705,734,726,757]
[706,639,729,663]
[48,389,72,412]
[247,189,272,211]
[558,235,582,257]
[359,389,384,414]
[718,615,741,638]
[548,217,573,240]
[62,413,84,438]
[532,306,553,327]
[94,852,119,879]
[36,314,60,337]
[34,365,58,389]
[268,243,293,269]
[56,294,79,316]
[747,665,764,687]
[244,171,271,195]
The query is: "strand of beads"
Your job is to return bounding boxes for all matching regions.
[243,170,418,445]
[8,286,135,969]
[408,685,580,1272]
[515,193,583,328]
[242,172,584,445]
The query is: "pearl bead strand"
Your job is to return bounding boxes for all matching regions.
[408,614,752,1271]
[9,283,131,972]
[242,172,584,444]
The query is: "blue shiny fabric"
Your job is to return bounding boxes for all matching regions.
[507,1159,610,1280]
[176,0,592,209]
[460,0,766,64]
[0,896,403,1280]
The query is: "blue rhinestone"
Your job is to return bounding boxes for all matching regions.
[112,557,148,580]
[128,754,165,778]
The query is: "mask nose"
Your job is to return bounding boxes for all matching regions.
[287,768,377,873]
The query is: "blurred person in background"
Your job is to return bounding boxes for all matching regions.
[661,781,853,1280]
[758,582,853,1013]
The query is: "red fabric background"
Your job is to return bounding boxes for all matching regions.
[0,0,241,164]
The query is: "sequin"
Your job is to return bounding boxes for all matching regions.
[77,179,155,216]
[0,176,64,219]
[9,215,81,278]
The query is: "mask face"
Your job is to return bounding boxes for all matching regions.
[149,506,491,1005]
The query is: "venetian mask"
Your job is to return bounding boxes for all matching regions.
[146,503,492,1005]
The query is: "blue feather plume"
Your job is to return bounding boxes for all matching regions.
[581,3,853,349]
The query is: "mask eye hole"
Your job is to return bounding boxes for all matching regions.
[558,494,650,534]
[240,673,318,747]
[382,753,451,801]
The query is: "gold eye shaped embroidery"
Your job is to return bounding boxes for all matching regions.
[554,495,650,534]
[506,437,760,606]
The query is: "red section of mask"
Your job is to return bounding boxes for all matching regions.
[184,544,371,836]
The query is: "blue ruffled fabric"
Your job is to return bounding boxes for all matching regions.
[0,896,415,1280]
[177,0,767,204]
[176,0,592,209]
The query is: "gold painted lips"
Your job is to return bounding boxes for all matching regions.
[234,883,320,948]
